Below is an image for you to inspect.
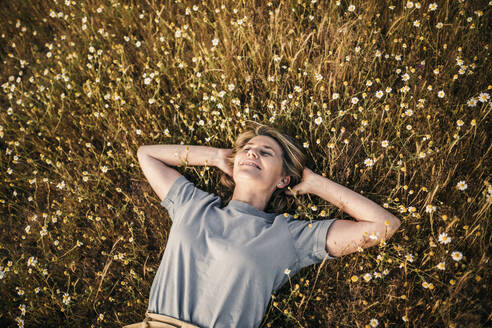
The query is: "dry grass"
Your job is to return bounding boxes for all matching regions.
[0,0,490,327]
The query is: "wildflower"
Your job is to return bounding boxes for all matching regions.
[402,315,409,322]
[366,80,373,87]
[429,3,438,11]
[405,254,414,262]
[375,90,383,98]
[438,232,451,244]
[425,204,436,213]
[350,275,358,282]
[27,257,37,267]
[15,317,24,327]
[437,90,445,98]
[101,166,108,173]
[363,273,372,282]
[436,22,443,29]
[351,97,359,104]
[62,293,71,305]
[369,318,379,327]
[401,73,410,81]
[381,140,389,148]
[413,20,420,27]
[456,119,464,127]
[467,98,478,107]
[369,232,379,240]
[347,5,355,12]
[456,180,468,191]
[332,93,340,100]
[478,92,490,102]
[314,117,322,125]
[284,268,291,275]
[401,85,410,93]
[364,158,374,167]
[19,304,26,315]
[422,281,429,288]
[451,251,463,261]
[437,262,446,270]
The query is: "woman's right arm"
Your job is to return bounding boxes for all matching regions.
[137,144,224,167]
[136,145,229,201]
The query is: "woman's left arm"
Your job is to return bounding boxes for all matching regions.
[286,168,401,257]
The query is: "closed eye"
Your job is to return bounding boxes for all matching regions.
[244,147,271,156]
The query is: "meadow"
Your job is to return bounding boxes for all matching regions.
[0,0,490,327]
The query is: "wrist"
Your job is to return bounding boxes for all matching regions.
[305,171,321,194]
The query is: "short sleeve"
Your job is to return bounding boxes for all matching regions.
[286,217,339,269]
[160,175,216,222]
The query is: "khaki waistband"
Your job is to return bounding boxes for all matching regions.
[123,311,199,328]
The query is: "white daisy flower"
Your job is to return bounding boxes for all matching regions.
[425,204,436,213]
[451,251,463,261]
[467,98,478,107]
[456,180,467,191]
[478,92,490,103]
[438,232,451,244]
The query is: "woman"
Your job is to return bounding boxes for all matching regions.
[130,122,401,328]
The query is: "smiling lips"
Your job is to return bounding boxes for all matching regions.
[241,160,261,170]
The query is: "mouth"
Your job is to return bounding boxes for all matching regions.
[241,161,261,170]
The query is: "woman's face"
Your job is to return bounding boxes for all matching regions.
[232,135,290,191]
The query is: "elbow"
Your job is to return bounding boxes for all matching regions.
[137,146,149,157]
[386,215,401,237]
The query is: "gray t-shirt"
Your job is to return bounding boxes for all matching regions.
[147,175,338,328]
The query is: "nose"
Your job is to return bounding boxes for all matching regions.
[247,149,258,158]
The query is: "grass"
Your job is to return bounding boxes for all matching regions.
[0,0,490,327]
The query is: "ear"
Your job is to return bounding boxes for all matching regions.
[277,176,291,188]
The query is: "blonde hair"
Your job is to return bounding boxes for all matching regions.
[219,122,307,214]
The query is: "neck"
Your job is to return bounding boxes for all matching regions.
[231,187,273,212]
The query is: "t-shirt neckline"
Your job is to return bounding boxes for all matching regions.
[227,199,277,222]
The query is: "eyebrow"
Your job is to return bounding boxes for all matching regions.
[245,142,277,155]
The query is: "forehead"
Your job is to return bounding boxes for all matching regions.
[245,135,282,155]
